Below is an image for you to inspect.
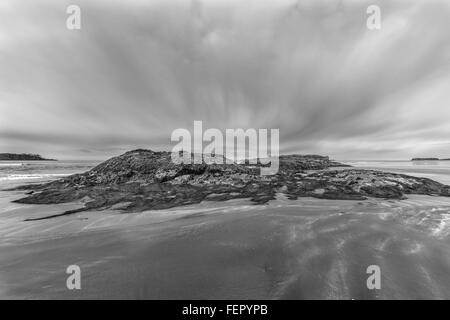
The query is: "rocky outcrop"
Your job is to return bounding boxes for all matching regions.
[10,149,450,220]
[412,158,450,161]
[0,153,55,161]
[411,158,439,161]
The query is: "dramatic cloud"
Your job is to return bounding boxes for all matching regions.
[1,0,449,159]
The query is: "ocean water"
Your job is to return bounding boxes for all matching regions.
[341,160,450,185]
[0,160,100,190]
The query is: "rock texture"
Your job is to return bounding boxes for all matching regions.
[10,149,450,220]
[0,153,55,161]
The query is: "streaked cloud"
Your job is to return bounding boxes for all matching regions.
[1,0,449,159]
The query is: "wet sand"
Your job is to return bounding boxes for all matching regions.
[1,192,450,299]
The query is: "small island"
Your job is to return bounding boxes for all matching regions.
[0,153,56,161]
[411,158,439,161]
[9,149,450,221]
[411,157,450,161]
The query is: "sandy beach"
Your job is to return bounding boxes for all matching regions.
[1,159,450,299]
[1,189,450,299]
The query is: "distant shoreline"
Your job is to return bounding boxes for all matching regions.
[0,153,56,161]
[412,158,450,161]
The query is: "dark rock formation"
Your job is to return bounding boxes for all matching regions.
[0,153,56,161]
[9,149,450,220]
[411,157,450,161]
[411,158,439,161]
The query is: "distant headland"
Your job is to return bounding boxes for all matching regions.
[0,153,56,161]
[411,158,450,161]
[412,158,439,161]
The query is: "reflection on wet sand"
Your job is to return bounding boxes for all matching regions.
[1,193,449,299]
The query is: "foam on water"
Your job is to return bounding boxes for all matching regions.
[0,173,69,181]
[0,160,99,189]
[0,163,25,167]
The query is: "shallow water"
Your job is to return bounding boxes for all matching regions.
[342,160,450,185]
[0,160,100,190]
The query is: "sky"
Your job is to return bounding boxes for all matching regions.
[1,0,449,160]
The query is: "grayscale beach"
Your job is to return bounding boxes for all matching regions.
[2,0,450,303]
[1,160,449,299]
